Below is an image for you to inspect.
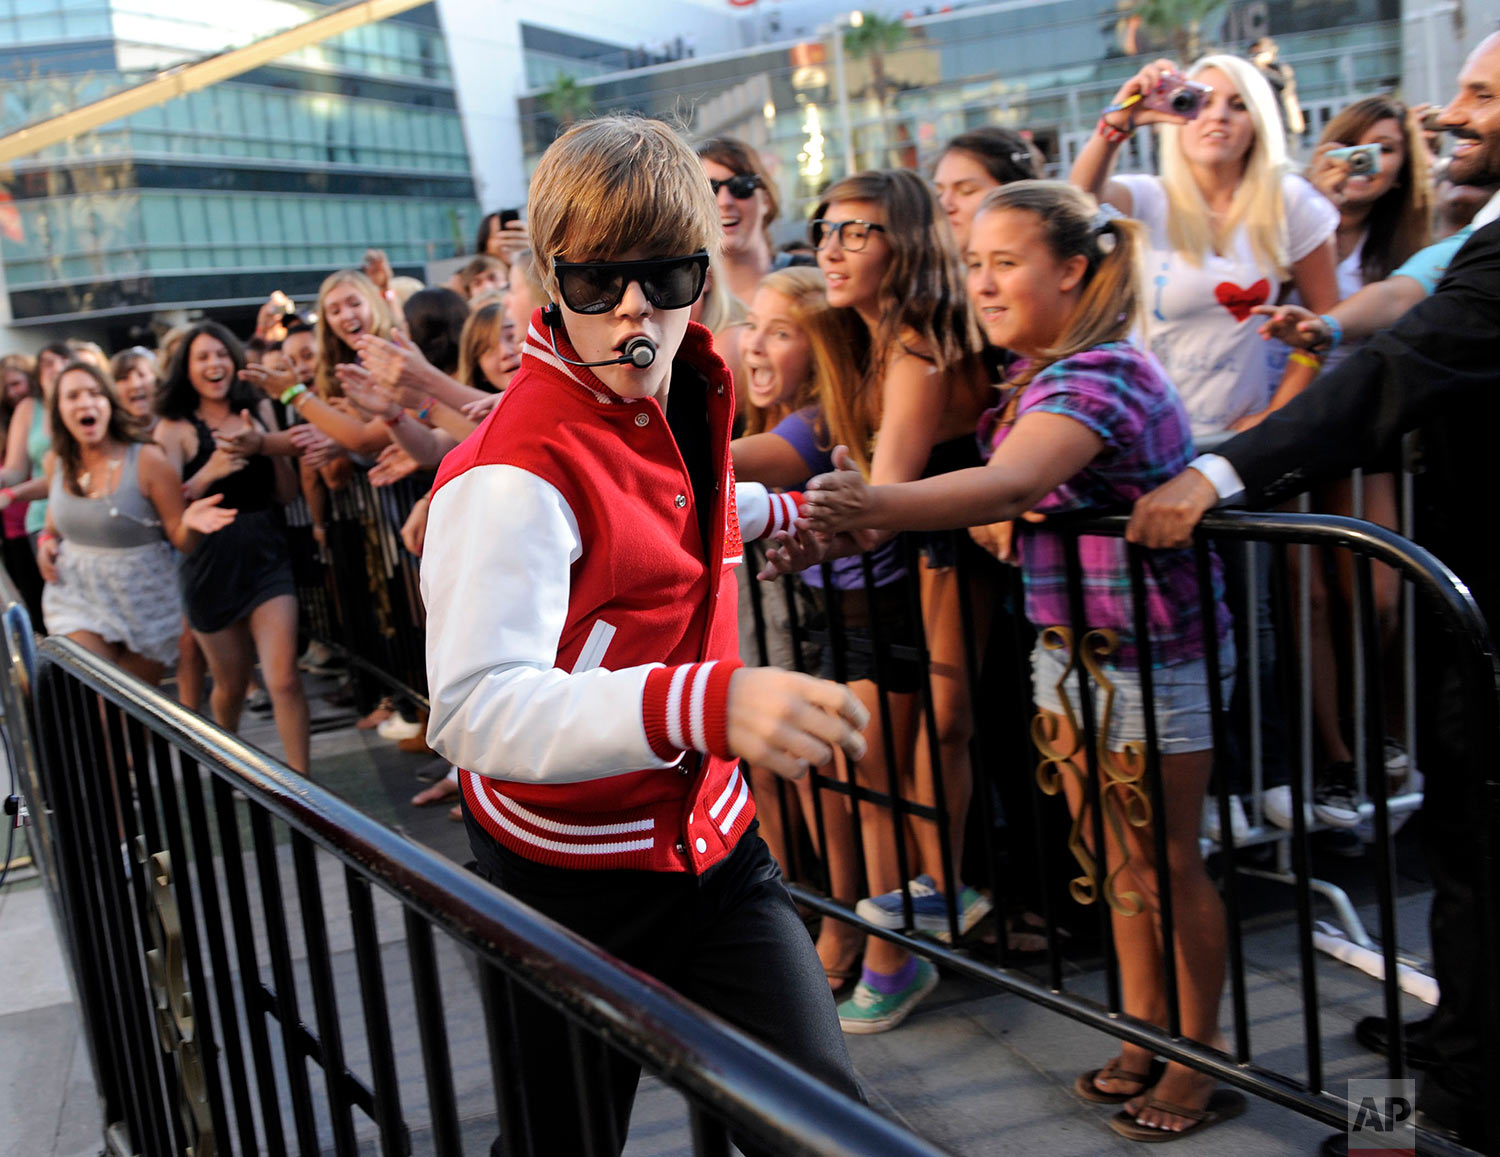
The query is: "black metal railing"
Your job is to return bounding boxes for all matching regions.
[282,466,1500,1152]
[292,468,431,709]
[740,509,1499,1155]
[6,610,947,1155]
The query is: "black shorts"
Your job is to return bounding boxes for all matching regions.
[807,579,923,692]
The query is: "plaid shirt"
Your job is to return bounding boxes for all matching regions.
[986,342,1230,670]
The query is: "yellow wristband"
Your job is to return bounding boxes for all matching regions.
[1288,351,1323,370]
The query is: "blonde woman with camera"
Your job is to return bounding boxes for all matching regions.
[1071,54,1339,437]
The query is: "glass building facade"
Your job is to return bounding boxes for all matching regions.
[0,0,478,332]
[517,0,1402,243]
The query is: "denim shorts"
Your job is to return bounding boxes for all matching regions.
[1030,638,1235,755]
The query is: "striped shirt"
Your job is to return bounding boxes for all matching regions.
[986,342,1230,669]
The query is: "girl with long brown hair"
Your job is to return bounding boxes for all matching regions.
[39,361,234,682]
[776,168,993,1032]
[796,181,1240,1138]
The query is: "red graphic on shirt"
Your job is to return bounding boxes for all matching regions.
[1214,278,1271,322]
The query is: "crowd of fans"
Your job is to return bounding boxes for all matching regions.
[2,43,1492,1144]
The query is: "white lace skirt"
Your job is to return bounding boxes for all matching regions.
[43,539,182,666]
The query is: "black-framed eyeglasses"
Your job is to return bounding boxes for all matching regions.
[551,252,710,315]
[709,173,762,199]
[810,218,887,252]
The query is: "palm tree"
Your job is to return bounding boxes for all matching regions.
[542,73,591,130]
[843,12,908,165]
[1130,0,1224,63]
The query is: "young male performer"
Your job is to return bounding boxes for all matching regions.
[420,116,870,1154]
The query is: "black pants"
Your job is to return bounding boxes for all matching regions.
[465,813,861,1157]
[1412,628,1495,1144]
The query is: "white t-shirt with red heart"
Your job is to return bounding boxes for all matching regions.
[1110,172,1338,439]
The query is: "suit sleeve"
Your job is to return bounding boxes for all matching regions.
[422,464,737,782]
[1220,221,1500,505]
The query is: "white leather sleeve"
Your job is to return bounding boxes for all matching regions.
[735,481,800,542]
[420,464,681,782]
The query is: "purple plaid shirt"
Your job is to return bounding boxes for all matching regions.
[986,342,1230,669]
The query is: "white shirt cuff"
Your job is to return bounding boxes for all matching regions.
[1188,453,1245,504]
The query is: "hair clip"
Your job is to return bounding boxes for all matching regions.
[1090,203,1125,234]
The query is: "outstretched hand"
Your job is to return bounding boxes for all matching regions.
[356,331,430,404]
[335,361,401,419]
[181,492,238,536]
[461,392,502,423]
[239,360,297,398]
[802,445,873,535]
[369,443,419,487]
[1251,303,1328,350]
[289,425,342,470]
[726,667,869,780]
[758,524,830,579]
[213,410,264,457]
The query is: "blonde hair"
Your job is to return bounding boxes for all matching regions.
[508,249,548,307]
[457,301,506,390]
[66,339,109,375]
[528,116,719,301]
[313,269,396,398]
[974,181,1147,389]
[1157,54,1291,277]
[740,266,851,437]
[158,324,191,380]
[694,251,748,336]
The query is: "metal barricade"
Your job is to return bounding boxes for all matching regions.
[743,511,1499,1155]
[4,606,947,1157]
[293,468,431,708]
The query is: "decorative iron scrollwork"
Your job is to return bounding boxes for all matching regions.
[1032,627,1153,917]
[142,846,215,1157]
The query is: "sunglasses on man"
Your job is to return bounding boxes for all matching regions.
[709,173,763,200]
[551,252,710,315]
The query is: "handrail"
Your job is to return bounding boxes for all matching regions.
[1069,508,1493,640]
[37,634,949,1157]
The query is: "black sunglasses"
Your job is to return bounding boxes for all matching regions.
[709,173,762,199]
[551,252,710,315]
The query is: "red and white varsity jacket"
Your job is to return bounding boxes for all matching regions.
[421,311,802,873]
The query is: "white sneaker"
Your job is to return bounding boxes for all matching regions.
[1203,795,1249,844]
[1384,740,1413,792]
[377,714,424,741]
[1261,785,1313,830]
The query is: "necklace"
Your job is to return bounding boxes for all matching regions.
[77,451,124,501]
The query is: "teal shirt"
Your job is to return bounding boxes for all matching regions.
[1392,227,1474,297]
[24,399,48,535]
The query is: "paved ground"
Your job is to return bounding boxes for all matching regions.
[0,671,1441,1156]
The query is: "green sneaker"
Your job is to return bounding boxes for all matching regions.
[837,958,939,1035]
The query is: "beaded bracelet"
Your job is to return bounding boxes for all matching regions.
[416,395,437,421]
[279,383,308,405]
[1318,313,1343,352]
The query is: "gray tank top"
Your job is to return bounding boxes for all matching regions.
[49,443,164,549]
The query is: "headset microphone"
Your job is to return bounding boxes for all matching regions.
[541,303,658,369]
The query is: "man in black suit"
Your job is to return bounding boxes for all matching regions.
[1128,31,1500,1153]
